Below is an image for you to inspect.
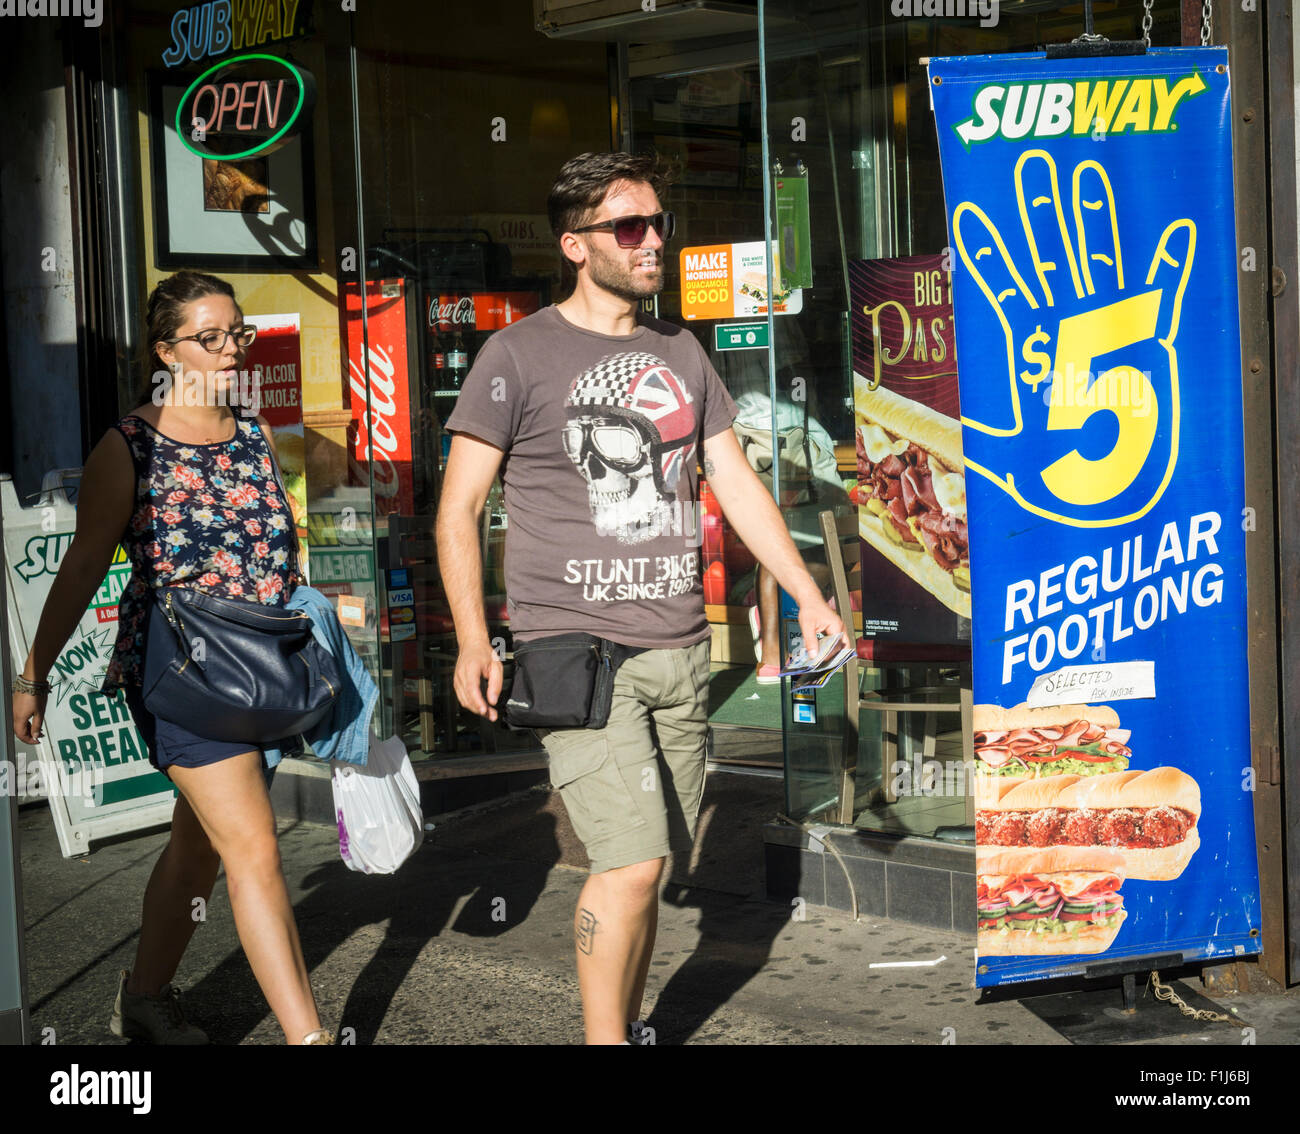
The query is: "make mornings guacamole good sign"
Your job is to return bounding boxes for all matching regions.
[929,47,1260,987]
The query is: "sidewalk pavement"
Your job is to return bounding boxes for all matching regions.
[17,767,1300,1046]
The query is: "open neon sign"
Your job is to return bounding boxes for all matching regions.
[175,52,313,160]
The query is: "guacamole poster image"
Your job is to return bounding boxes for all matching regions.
[850,254,969,644]
[929,48,1261,987]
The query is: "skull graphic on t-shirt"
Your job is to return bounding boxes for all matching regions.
[564,352,698,544]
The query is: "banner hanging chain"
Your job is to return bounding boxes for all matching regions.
[1202,0,1213,45]
[1148,971,1235,1024]
[1142,0,1153,47]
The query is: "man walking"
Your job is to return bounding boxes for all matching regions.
[437,152,843,1044]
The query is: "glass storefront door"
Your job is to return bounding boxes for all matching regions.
[114,0,1181,811]
[757,0,1185,835]
[342,9,611,754]
[127,2,786,765]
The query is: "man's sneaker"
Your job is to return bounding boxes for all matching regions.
[110,969,208,1045]
[628,1020,656,1045]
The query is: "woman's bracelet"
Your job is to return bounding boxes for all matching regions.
[12,675,50,696]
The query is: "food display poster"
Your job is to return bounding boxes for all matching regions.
[243,313,307,565]
[850,254,969,644]
[678,241,803,320]
[930,48,1260,986]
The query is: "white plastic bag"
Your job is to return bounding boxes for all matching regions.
[332,734,424,874]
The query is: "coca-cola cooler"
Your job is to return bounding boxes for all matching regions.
[357,231,547,475]
[342,278,545,514]
[343,278,424,517]
[416,232,545,425]
[425,290,542,410]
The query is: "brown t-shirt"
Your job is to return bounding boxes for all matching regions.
[445,305,737,647]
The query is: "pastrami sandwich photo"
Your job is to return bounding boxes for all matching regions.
[853,375,970,616]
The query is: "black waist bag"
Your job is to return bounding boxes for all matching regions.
[142,586,341,743]
[503,633,643,731]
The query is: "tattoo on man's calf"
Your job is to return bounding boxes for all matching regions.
[576,908,599,954]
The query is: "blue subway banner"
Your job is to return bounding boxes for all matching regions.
[929,48,1261,987]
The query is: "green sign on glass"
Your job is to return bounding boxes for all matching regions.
[714,322,770,351]
[774,171,813,289]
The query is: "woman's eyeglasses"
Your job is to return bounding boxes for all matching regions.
[165,326,258,353]
[571,211,675,248]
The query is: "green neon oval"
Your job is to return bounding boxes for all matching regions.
[175,53,307,161]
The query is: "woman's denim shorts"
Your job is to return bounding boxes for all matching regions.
[123,684,266,775]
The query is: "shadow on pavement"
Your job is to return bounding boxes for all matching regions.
[649,771,790,1043]
[183,800,559,1044]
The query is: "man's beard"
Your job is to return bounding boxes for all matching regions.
[584,241,663,302]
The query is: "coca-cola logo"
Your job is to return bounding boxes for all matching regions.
[428,295,476,329]
[348,343,400,498]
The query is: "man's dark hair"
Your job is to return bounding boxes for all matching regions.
[547,151,668,239]
[547,152,671,293]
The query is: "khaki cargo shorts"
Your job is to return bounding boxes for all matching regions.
[537,640,711,874]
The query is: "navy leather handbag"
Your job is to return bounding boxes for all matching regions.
[140,441,339,744]
[142,584,340,743]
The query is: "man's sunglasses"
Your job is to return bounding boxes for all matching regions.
[571,211,676,248]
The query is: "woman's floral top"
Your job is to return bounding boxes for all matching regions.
[101,414,296,692]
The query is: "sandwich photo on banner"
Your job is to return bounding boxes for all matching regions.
[973,702,1131,778]
[855,378,969,616]
[977,847,1127,957]
[975,767,1202,882]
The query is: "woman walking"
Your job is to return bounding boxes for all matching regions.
[11,271,332,1045]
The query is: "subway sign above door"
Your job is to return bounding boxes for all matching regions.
[162,0,315,66]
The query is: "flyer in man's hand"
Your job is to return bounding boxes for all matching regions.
[781,632,855,691]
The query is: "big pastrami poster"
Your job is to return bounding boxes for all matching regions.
[850,254,969,645]
[929,47,1261,986]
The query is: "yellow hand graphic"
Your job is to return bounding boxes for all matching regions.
[953,151,1195,527]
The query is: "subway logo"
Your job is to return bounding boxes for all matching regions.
[952,72,1207,148]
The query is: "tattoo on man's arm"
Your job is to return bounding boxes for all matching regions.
[703,457,716,477]
[576,908,599,954]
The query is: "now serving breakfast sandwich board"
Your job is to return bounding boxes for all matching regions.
[931,47,1262,987]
